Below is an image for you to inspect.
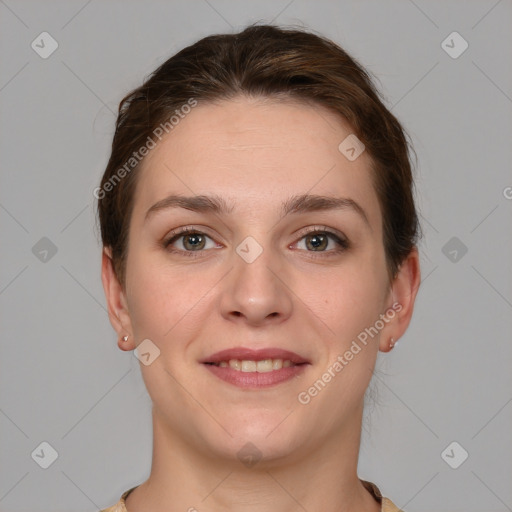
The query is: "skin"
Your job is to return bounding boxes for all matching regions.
[102,95,421,512]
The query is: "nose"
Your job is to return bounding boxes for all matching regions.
[219,242,293,327]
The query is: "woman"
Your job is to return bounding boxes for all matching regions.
[97,24,421,512]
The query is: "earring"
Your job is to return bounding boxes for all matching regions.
[389,337,396,349]
[122,335,128,342]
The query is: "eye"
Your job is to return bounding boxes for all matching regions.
[163,227,218,255]
[294,227,349,255]
[162,225,349,259]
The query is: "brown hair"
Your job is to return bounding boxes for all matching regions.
[97,23,421,287]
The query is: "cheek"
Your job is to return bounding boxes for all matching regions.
[312,272,382,399]
[125,253,202,340]
[309,264,385,334]
[125,247,226,346]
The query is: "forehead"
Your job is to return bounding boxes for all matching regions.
[132,96,381,227]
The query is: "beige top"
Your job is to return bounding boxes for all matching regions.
[100,480,403,511]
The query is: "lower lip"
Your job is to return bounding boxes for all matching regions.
[203,363,309,388]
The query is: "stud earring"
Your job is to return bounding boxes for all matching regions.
[389,337,396,349]
[122,335,128,342]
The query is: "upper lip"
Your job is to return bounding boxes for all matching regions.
[201,347,310,365]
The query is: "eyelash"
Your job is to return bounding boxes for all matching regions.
[162,225,349,259]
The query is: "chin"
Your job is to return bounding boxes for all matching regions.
[203,412,306,466]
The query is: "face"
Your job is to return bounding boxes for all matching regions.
[104,96,416,465]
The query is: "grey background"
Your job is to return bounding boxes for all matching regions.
[1,1,511,511]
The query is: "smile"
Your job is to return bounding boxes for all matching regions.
[205,358,299,372]
[203,360,309,388]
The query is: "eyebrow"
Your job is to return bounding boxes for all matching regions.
[145,193,371,229]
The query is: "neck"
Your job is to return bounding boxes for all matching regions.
[125,405,380,512]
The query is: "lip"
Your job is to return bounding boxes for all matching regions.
[203,363,309,388]
[200,347,310,365]
[200,346,311,389]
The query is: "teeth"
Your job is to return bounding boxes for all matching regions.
[217,359,296,372]
[256,359,273,372]
[229,360,241,371]
[241,360,257,372]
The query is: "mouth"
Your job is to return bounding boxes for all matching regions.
[200,347,311,388]
[204,358,305,372]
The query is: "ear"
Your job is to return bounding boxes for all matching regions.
[101,247,136,351]
[379,246,421,352]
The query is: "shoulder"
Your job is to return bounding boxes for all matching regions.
[99,503,124,512]
[100,486,138,512]
[361,479,405,512]
[382,496,405,512]
[102,483,404,512]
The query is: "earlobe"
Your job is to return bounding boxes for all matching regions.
[119,334,132,352]
[101,247,136,351]
[379,247,421,352]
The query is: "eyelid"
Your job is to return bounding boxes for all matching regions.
[293,224,347,241]
[291,225,349,252]
[163,225,218,244]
